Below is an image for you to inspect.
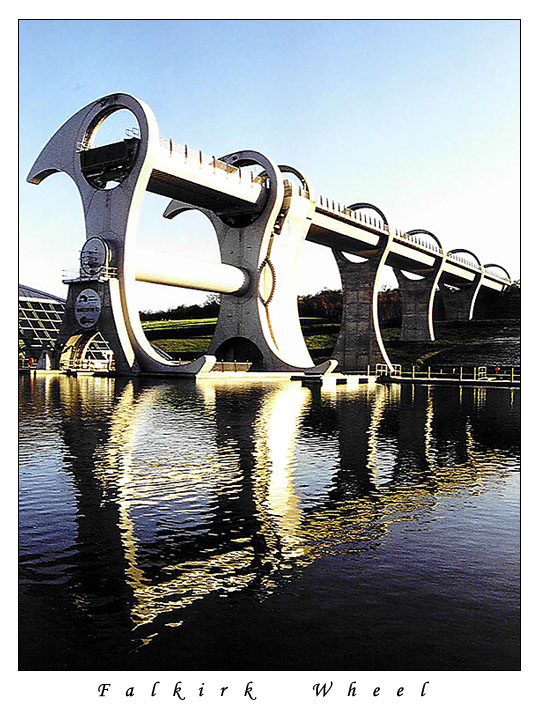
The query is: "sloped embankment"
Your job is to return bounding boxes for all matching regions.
[383,319,520,367]
[141,316,520,368]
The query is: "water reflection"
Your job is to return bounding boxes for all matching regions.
[19,375,520,655]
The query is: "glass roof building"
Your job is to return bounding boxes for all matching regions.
[18,284,66,359]
[19,284,114,368]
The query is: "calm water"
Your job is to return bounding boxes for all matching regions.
[19,375,520,671]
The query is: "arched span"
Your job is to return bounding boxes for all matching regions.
[333,202,389,264]
[278,164,315,199]
[447,248,483,270]
[483,263,512,281]
[347,202,388,228]
[392,230,446,342]
[215,151,277,228]
[439,247,485,321]
[405,229,444,253]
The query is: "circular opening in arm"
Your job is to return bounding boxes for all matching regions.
[80,108,141,190]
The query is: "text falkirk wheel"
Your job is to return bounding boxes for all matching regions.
[27,93,514,376]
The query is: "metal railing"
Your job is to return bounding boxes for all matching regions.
[316,196,390,232]
[62,266,118,282]
[484,266,513,284]
[446,253,482,271]
[393,231,444,255]
[211,360,252,373]
[158,137,269,189]
[61,358,113,371]
[371,363,520,383]
[375,363,402,377]
[19,358,36,369]
[153,139,512,286]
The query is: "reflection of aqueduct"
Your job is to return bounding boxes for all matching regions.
[31,375,518,643]
[28,93,514,374]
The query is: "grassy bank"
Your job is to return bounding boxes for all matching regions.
[384,319,520,367]
[141,316,520,367]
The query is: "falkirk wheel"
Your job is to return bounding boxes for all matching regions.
[27,93,513,376]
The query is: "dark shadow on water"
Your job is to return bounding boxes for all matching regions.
[19,376,520,670]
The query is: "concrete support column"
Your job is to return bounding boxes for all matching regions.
[165,156,319,372]
[53,279,139,375]
[439,272,483,321]
[394,256,445,342]
[331,234,393,372]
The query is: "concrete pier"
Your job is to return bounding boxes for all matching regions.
[439,249,484,322]
[393,230,445,342]
[332,238,393,372]
[439,272,483,321]
[395,268,441,341]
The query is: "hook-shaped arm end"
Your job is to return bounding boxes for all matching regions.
[26,101,96,186]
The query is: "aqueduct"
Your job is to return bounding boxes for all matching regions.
[27,93,514,376]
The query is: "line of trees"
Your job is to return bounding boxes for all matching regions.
[140,288,403,324]
[297,287,402,324]
[141,294,221,322]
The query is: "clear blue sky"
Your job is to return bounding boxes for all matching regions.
[19,19,520,310]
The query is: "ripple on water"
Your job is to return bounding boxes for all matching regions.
[19,376,520,669]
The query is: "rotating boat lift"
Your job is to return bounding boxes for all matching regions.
[27,93,514,376]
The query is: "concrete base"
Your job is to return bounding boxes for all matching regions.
[291,373,378,388]
[54,279,139,375]
[141,370,300,381]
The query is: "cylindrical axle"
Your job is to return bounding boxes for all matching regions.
[135,248,250,295]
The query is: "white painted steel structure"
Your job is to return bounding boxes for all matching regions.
[27,93,514,375]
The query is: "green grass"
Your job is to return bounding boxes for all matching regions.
[152,337,212,354]
[142,316,331,332]
[142,318,218,331]
[304,334,338,350]
[143,316,519,366]
[382,319,520,366]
